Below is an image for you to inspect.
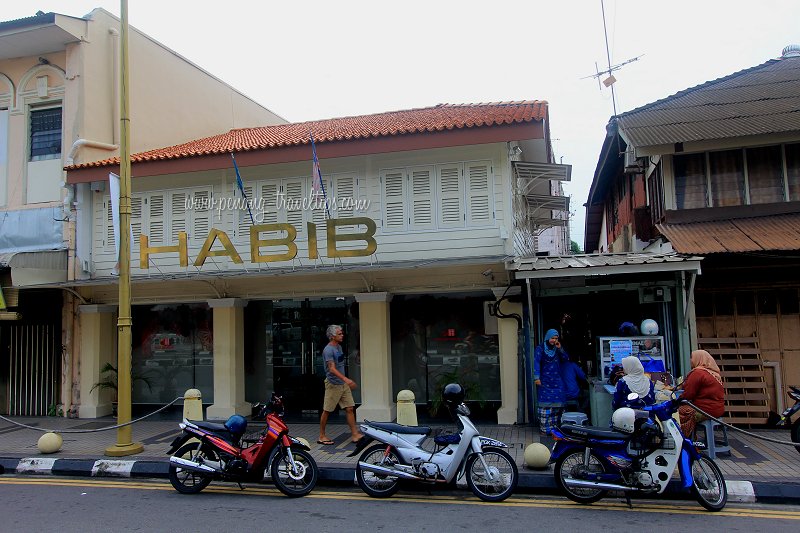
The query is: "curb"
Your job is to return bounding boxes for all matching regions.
[1,456,797,504]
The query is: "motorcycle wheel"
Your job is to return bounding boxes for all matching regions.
[271,447,319,497]
[465,447,518,502]
[791,421,800,456]
[168,443,216,494]
[691,455,727,511]
[554,449,608,504]
[356,443,402,498]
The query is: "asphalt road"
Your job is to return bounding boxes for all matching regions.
[2,476,800,532]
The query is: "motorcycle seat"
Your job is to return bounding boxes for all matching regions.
[189,420,242,444]
[560,423,630,440]
[364,421,432,435]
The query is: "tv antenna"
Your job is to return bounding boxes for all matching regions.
[581,0,643,118]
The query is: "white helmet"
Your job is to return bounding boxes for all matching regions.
[611,407,636,433]
[640,319,659,336]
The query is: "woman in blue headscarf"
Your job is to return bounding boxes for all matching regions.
[534,328,570,435]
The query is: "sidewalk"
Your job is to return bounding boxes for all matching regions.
[1,414,799,504]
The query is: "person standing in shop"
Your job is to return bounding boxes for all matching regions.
[318,325,363,446]
[534,328,570,435]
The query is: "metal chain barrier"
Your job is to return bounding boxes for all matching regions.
[683,399,800,449]
[0,396,185,433]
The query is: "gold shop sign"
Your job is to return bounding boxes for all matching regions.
[138,217,377,269]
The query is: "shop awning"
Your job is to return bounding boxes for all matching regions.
[657,213,800,254]
[0,250,68,286]
[507,252,703,279]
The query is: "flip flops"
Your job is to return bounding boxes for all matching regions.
[317,439,335,445]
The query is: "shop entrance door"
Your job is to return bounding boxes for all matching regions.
[271,298,350,418]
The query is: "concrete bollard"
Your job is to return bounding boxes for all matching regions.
[183,389,203,421]
[38,432,63,454]
[396,389,418,426]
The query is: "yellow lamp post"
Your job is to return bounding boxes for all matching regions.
[106,0,143,456]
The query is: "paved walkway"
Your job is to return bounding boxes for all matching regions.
[1,414,799,503]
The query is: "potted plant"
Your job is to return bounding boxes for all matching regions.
[91,362,154,415]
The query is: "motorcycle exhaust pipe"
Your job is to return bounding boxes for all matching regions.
[170,456,220,475]
[357,461,422,481]
[563,478,638,491]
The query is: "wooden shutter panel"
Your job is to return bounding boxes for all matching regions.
[438,164,464,227]
[383,169,406,230]
[334,175,356,218]
[282,178,305,234]
[261,182,279,224]
[130,195,143,250]
[147,193,166,245]
[466,162,492,225]
[410,166,434,228]
[171,191,188,244]
[192,189,212,241]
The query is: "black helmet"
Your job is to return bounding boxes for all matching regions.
[442,383,465,405]
[225,414,248,436]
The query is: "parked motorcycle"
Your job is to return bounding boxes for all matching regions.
[166,393,318,497]
[349,383,518,502]
[777,385,800,455]
[550,392,728,511]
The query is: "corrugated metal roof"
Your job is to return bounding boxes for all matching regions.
[508,252,702,279]
[617,57,800,147]
[657,213,800,254]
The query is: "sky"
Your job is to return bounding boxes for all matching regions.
[6,1,800,247]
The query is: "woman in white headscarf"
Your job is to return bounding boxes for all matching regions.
[612,356,656,410]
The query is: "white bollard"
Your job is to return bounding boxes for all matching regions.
[396,389,418,426]
[183,389,203,420]
[38,432,63,454]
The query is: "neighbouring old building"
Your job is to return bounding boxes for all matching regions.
[586,45,800,425]
[64,101,572,423]
[0,8,286,416]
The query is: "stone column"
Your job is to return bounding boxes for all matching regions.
[78,304,117,418]
[492,287,522,425]
[354,292,395,421]
[206,298,250,420]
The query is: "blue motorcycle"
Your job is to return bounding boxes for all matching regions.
[550,394,728,511]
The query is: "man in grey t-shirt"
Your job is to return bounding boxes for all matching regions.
[318,324,363,446]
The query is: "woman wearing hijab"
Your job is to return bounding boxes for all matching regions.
[533,328,569,435]
[679,349,725,437]
[612,356,656,410]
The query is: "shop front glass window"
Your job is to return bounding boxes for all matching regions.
[131,303,213,404]
[390,293,500,412]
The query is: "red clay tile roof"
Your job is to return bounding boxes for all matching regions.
[657,213,800,253]
[67,101,547,169]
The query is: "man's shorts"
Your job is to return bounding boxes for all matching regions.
[323,379,355,412]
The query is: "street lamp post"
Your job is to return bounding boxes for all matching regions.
[106,0,143,456]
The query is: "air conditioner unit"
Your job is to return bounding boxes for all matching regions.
[639,286,672,304]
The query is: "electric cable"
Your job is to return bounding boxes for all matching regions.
[683,399,800,449]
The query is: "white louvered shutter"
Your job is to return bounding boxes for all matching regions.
[466,162,492,225]
[147,193,166,245]
[261,182,279,224]
[282,178,305,235]
[382,169,406,230]
[171,191,188,244]
[236,184,256,238]
[438,164,464,228]
[334,174,356,219]
[192,189,212,242]
[310,177,331,225]
[105,197,115,250]
[410,166,434,229]
[130,195,143,250]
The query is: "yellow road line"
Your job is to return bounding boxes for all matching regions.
[0,477,798,520]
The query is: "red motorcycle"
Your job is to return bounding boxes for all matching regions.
[167,393,318,497]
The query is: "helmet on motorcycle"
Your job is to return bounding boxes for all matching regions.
[442,383,465,406]
[611,407,636,433]
[640,319,659,336]
[619,321,639,336]
[225,414,248,436]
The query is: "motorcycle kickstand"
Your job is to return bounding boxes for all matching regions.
[624,491,632,509]
[237,482,245,491]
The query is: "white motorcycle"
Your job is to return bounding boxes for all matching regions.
[349,383,519,502]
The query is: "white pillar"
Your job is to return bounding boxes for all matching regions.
[77,304,117,418]
[492,287,522,425]
[354,292,395,421]
[206,298,251,420]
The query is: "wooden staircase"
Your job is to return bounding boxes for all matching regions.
[697,337,770,425]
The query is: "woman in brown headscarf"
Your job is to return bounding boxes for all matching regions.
[678,350,725,437]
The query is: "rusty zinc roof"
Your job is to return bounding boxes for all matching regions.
[67,101,548,170]
[657,213,800,254]
[507,252,702,279]
[616,55,800,148]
